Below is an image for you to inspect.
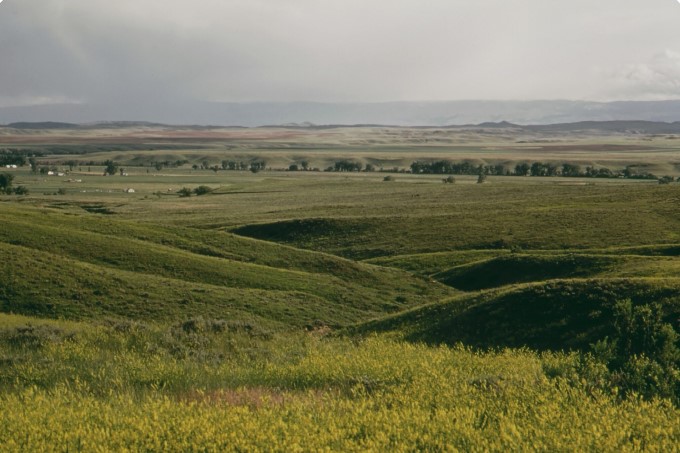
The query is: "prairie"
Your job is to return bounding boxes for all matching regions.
[0,124,679,450]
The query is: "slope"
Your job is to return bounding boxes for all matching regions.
[352,278,680,351]
[0,205,454,326]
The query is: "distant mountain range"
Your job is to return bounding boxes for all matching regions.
[2,100,680,128]
[5,119,680,135]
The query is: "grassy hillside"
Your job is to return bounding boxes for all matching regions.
[0,205,453,326]
[432,253,680,291]
[352,278,680,351]
[226,183,680,259]
[368,244,680,276]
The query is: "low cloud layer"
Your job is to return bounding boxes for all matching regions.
[605,50,680,100]
[1,0,680,112]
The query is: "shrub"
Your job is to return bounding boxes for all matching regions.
[193,186,213,196]
[383,175,395,182]
[590,300,679,403]
[177,187,192,197]
[443,176,456,184]
[0,325,75,349]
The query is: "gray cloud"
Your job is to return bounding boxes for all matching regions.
[1,0,680,111]
[603,50,680,100]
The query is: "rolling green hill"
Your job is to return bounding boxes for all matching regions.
[432,253,680,291]
[0,205,453,326]
[352,278,680,351]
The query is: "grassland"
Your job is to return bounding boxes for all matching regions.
[0,124,679,449]
[1,316,678,451]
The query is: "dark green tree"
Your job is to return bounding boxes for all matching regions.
[28,157,38,173]
[0,173,14,194]
[514,163,530,176]
[193,186,213,196]
[250,160,266,173]
[103,160,118,176]
[562,163,581,177]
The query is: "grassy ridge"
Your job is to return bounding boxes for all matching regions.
[353,278,680,351]
[0,206,453,325]
[226,184,680,259]
[2,204,396,276]
[433,254,680,291]
[0,242,346,326]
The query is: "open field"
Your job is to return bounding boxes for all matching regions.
[1,125,679,449]
[3,123,680,174]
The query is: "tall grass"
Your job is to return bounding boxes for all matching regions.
[0,315,677,451]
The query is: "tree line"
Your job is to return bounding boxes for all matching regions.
[410,160,667,181]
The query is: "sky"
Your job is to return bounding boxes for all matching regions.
[1,0,680,110]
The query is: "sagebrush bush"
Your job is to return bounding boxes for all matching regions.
[0,325,75,349]
[590,300,679,404]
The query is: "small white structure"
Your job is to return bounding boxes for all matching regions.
[124,188,136,193]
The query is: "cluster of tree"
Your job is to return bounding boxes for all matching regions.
[192,159,268,173]
[248,160,267,173]
[410,160,670,181]
[411,161,504,176]
[512,162,639,178]
[37,166,60,175]
[323,161,380,172]
[0,173,28,195]
[218,160,249,171]
[0,149,36,167]
[151,160,189,170]
[329,160,365,172]
[287,161,311,171]
[177,186,213,197]
[519,163,659,179]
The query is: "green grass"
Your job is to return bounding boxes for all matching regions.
[367,244,680,276]
[0,205,452,326]
[432,253,680,290]
[352,278,680,351]
[225,183,680,259]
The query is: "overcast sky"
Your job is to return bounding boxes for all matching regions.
[1,0,680,108]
